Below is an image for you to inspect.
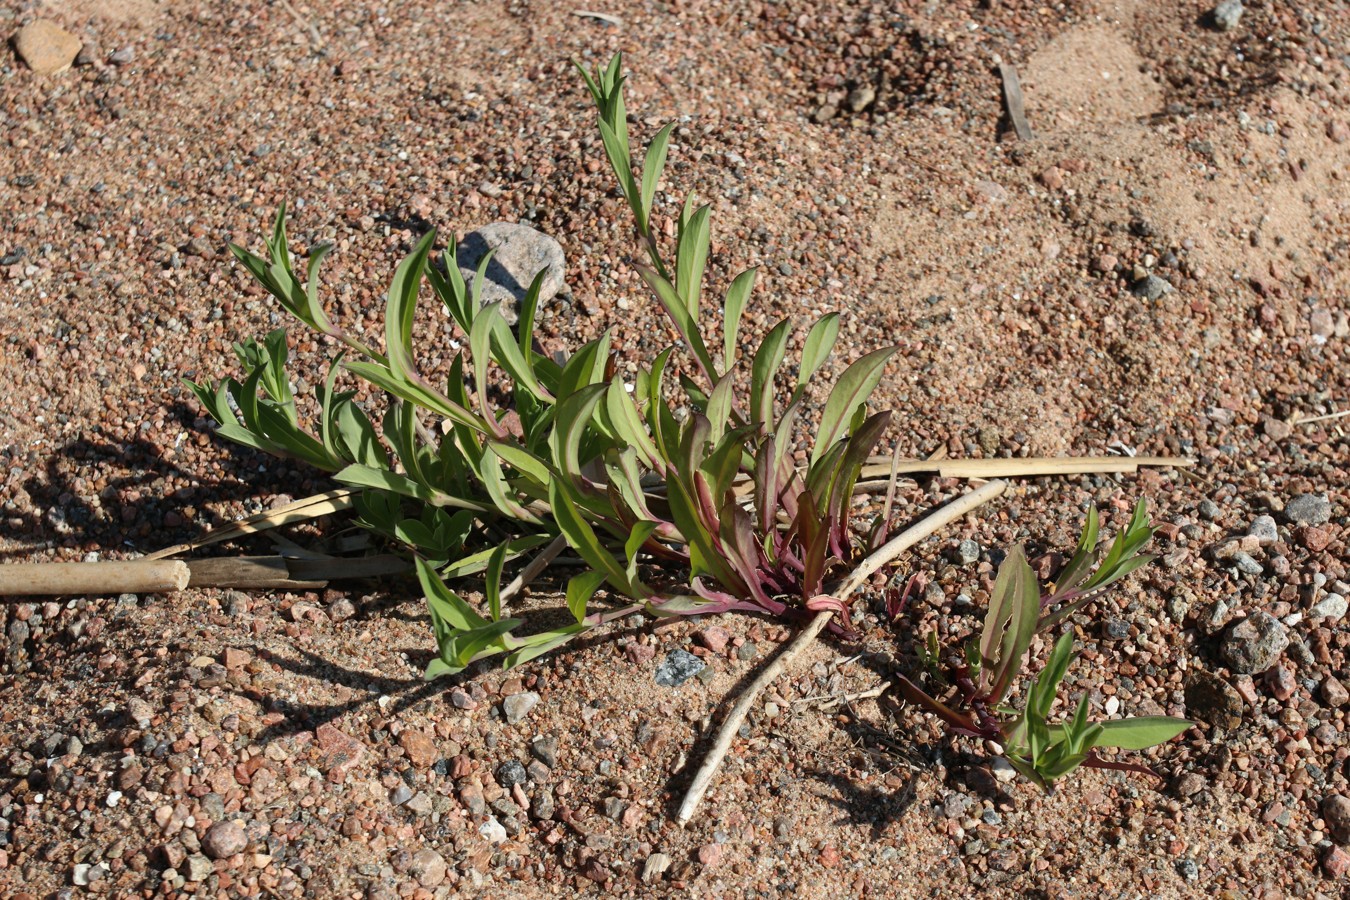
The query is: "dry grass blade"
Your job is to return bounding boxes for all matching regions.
[0,560,190,598]
[146,489,358,560]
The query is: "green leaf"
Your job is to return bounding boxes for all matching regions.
[1079,717,1192,751]
[1029,631,1076,721]
[549,480,635,595]
[675,204,712,316]
[335,464,489,512]
[485,540,510,621]
[749,319,791,428]
[416,557,487,632]
[439,535,551,579]
[636,265,717,381]
[797,312,841,392]
[984,544,1040,704]
[721,268,756,370]
[811,347,896,466]
[503,623,587,668]
[385,230,437,386]
[640,122,676,231]
[703,368,737,445]
[624,520,660,584]
[604,379,661,471]
[566,571,608,625]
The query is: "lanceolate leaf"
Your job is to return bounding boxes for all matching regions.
[1071,717,1192,751]
[984,544,1040,704]
[722,268,756,369]
[811,347,897,466]
[750,319,791,428]
[797,312,841,393]
[676,204,712,316]
[385,230,437,386]
[640,123,676,231]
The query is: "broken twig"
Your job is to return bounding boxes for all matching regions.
[998,62,1034,141]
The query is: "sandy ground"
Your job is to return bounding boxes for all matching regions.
[1,0,1349,897]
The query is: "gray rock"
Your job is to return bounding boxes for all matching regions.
[495,759,528,788]
[1248,515,1279,547]
[1229,551,1264,576]
[1184,670,1244,729]
[655,649,706,687]
[531,789,555,821]
[479,817,508,844]
[502,691,540,724]
[1212,0,1243,32]
[1131,274,1171,300]
[184,854,214,882]
[957,539,981,564]
[455,223,565,324]
[1220,611,1289,674]
[1323,794,1350,844]
[390,784,413,806]
[846,85,876,113]
[406,791,433,816]
[530,734,558,767]
[1197,499,1222,521]
[1284,493,1332,526]
[1310,594,1348,621]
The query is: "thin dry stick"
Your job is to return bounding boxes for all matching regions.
[795,681,891,709]
[147,489,358,560]
[675,479,1008,826]
[499,534,568,609]
[1293,409,1350,426]
[998,62,1034,141]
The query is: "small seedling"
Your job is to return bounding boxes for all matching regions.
[895,500,1190,788]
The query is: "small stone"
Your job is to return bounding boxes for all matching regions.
[654,649,706,687]
[846,85,875,113]
[1324,845,1350,878]
[1248,515,1279,547]
[459,781,486,815]
[1102,618,1131,641]
[390,784,413,806]
[1197,499,1222,521]
[1310,594,1348,621]
[479,817,508,844]
[642,852,672,883]
[695,626,731,653]
[1298,526,1334,552]
[1323,795,1350,843]
[1260,416,1292,440]
[1174,773,1206,797]
[496,759,528,788]
[530,735,559,767]
[1229,551,1264,576]
[502,691,540,724]
[1322,677,1350,709]
[315,723,366,783]
[1328,120,1350,144]
[531,790,555,821]
[107,46,135,66]
[13,20,82,75]
[990,758,1017,783]
[957,539,981,564]
[399,729,438,768]
[127,697,154,728]
[449,688,477,710]
[1212,0,1243,32]
[408,849,447,887]
[1175,858,1200,882]
[327,597,357,621]
[1284,493,1332,526]
[455,223,566,324]
[184,854,214,882]
[1131,274,1171,300]
[1038,166,1065,190]
[1220,612,1289,674]
[201,820,247,859]
[697,843,724,868]
[406,791,433,815]
[1264,665,1296,701]
[1184,670,1245,729]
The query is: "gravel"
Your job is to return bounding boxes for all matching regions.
[1,1,1348,896]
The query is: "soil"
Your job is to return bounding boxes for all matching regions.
[1,0,1348,898]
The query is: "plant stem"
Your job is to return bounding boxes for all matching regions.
[675,479,1008,826]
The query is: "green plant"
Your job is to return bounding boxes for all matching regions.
[895,500,1190,789]
[188,54,896,677]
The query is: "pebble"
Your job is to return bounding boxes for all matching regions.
[1264,665,1296,701]
[695,626,731,653]
[459,781,486,815]
[846,85,876,113]
[654,649,706,687]
[399,729,438,768]
[1220,612,1289,674]
[449,688,477,710]
[530,734,559,767]
[13,20,82,75]
[390,784,413,806]
[1323,795,1350,843]
[184,854,214,882]
[1212,0,1243,32]
[503,691,540,724]
[408,848,447,887]
[697,843,724,868]
[1175,773,1206,797]
[1131,274,1171,300]
[1197,499,1222,521]
[1184,670,1245,729]
[1228,551,1263,576]
[957,539,981,564]
[990,758,1017,783]
[1322,677,1350,709]
[1247,515,1279,547]
[496,759,528,788]
[201,820,247,859]
[455,223,565,324]
[108,47,135,66]
[1310,594,1348,621]
[479,817,508,844]
[1283,494,1332,526]
[1324,846,1350,878]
